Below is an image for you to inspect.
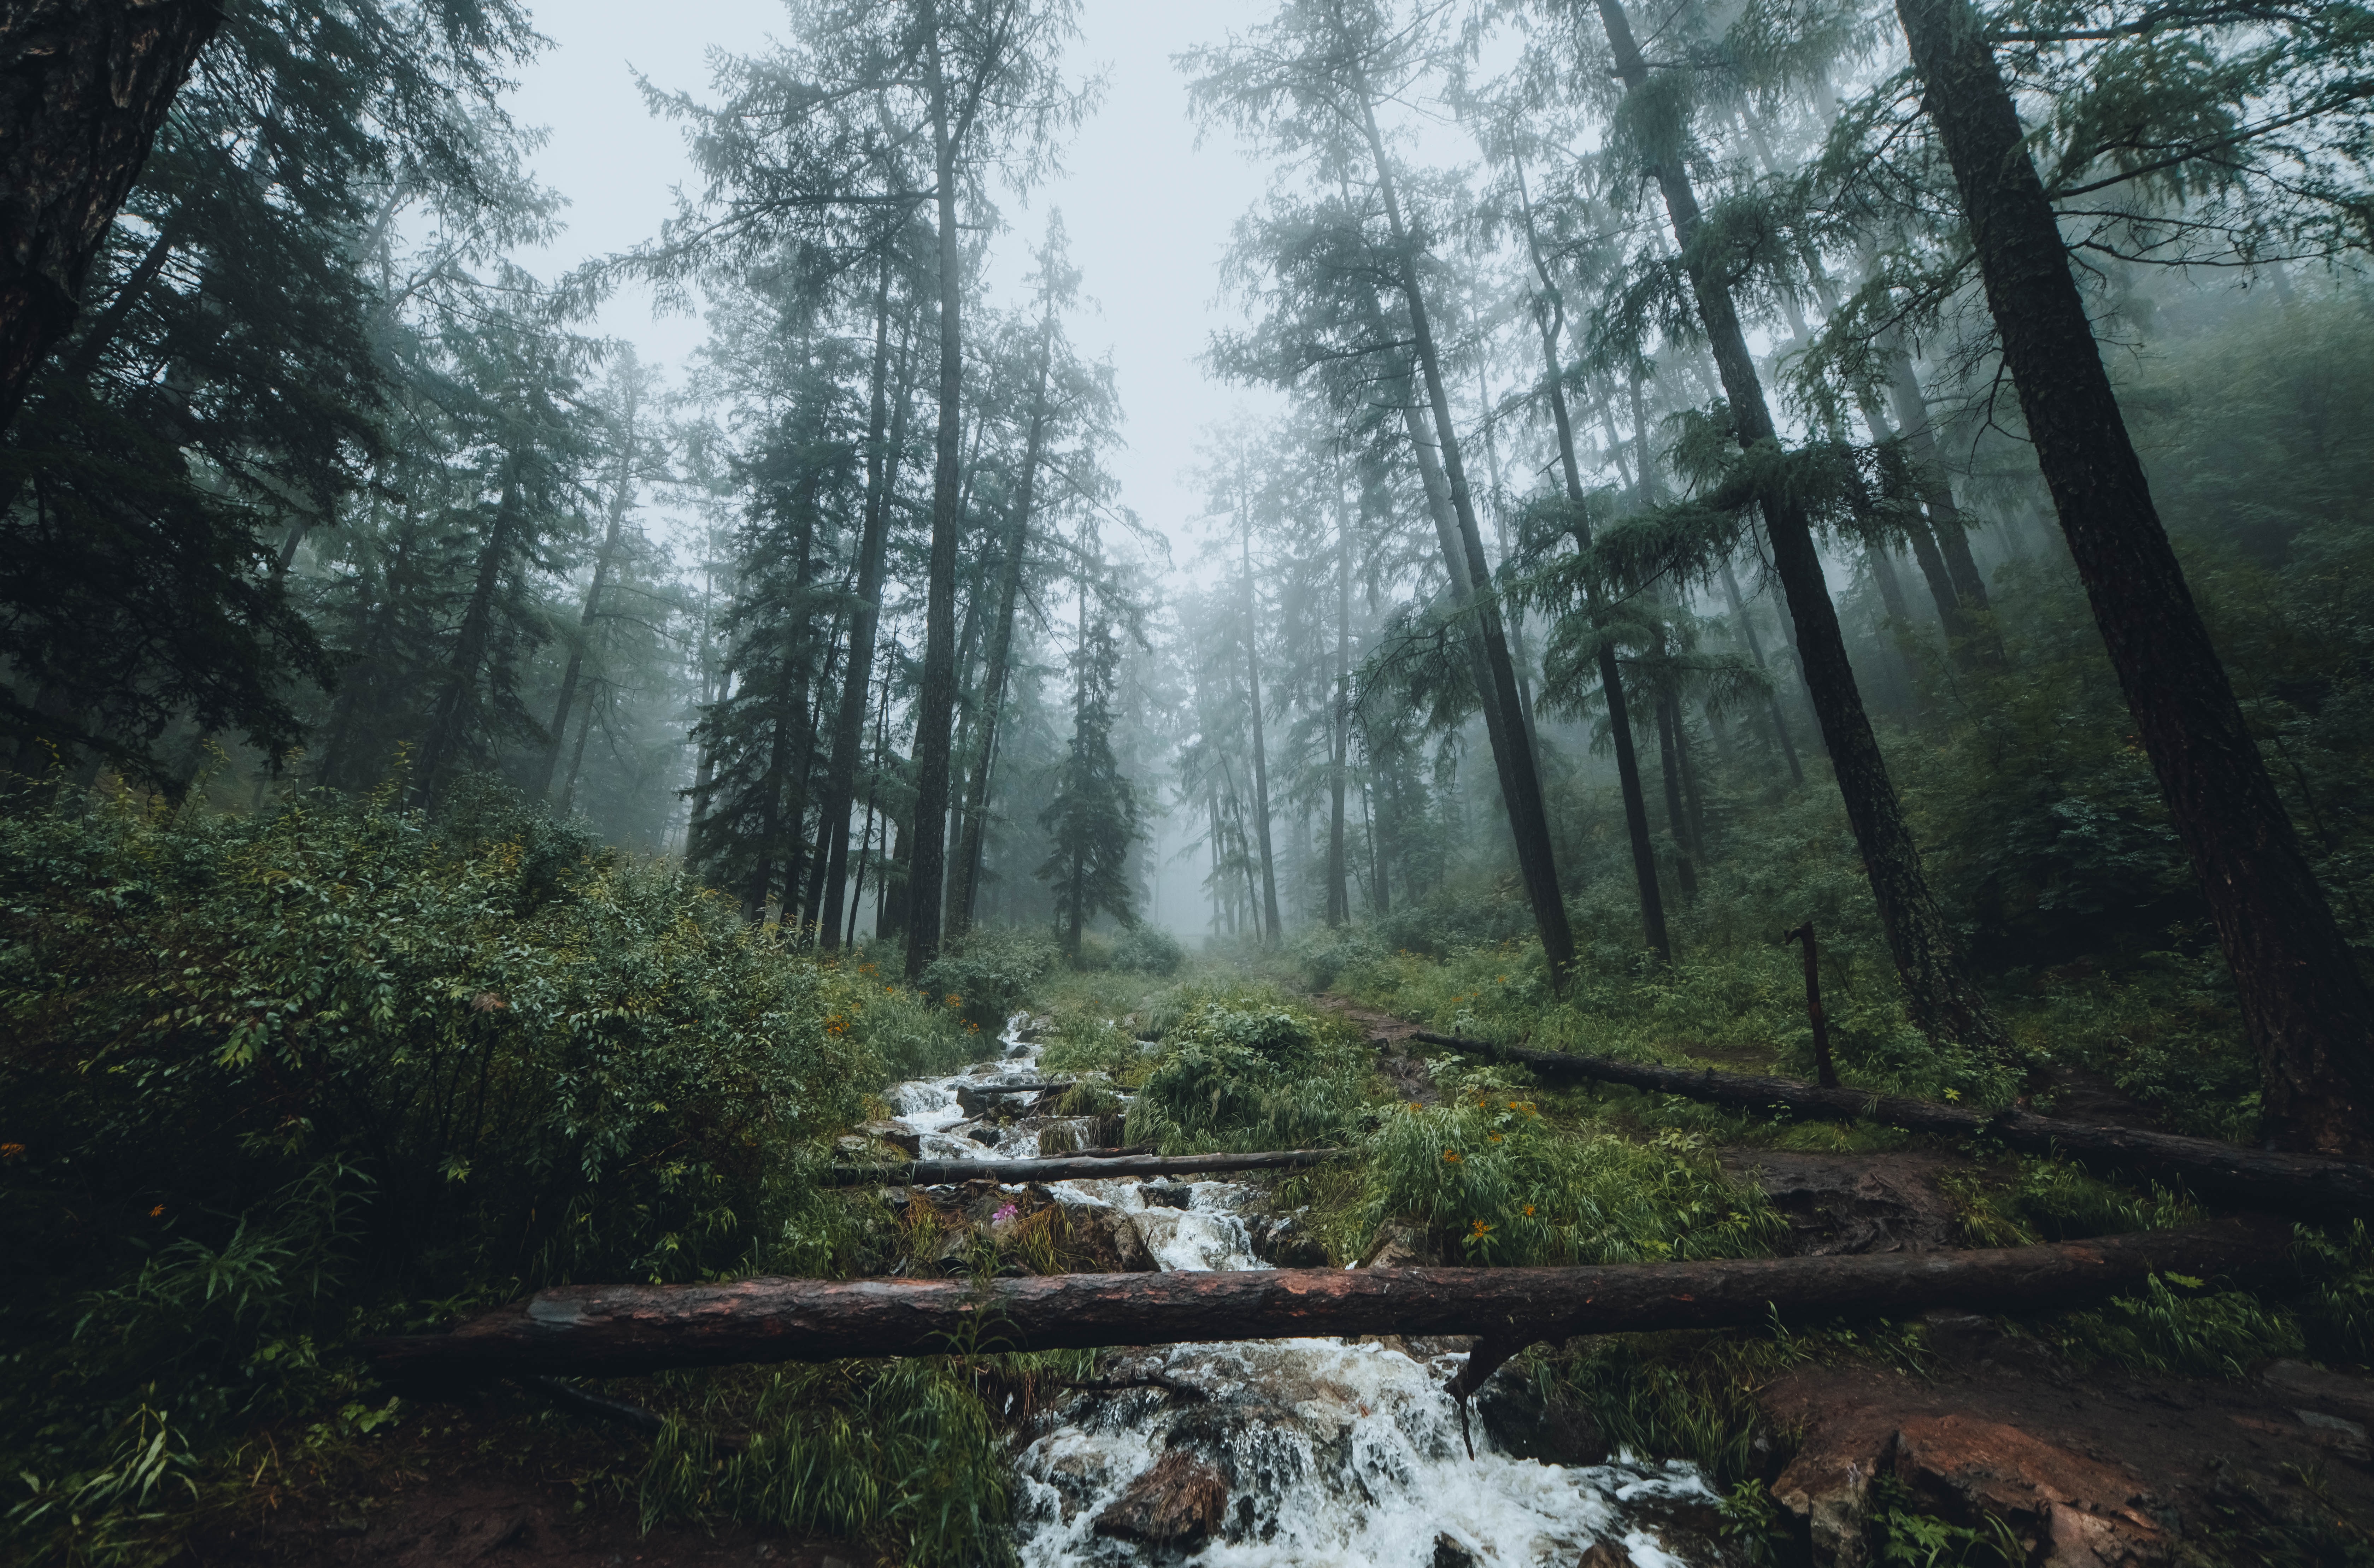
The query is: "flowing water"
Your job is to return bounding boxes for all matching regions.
[877,1019,1728,1567]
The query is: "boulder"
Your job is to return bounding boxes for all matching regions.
[1357,1218,1437,1268]
[1091,1450,1229,1545]
[1775,1413,2171,1568]
[1252,1211,1330,1268]
[857,1120,921,1157]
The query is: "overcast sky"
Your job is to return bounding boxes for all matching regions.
[504,0,1288,574]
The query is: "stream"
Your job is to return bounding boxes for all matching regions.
[877,1017,1729,1567]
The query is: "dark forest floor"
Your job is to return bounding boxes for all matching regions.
[1316,994,2374,1564]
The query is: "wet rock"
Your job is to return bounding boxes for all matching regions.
[1724,1150,1963,1256]
[1139,1178,1192,1209]
[1091,1450,1228,1545]
[1472,1365,1606,1466]
[2261,1358,2374,1426]
[1778,1412,2172,1568]
[1252,1211,1329,1268]
[1056,1199,1156,1273]
[1357,1218,1438,1268]
[856,1120,920,1156]
[1431,1532,1477,1568]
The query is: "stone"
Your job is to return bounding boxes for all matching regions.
[1773,1420,1886,1568]
[1140,1178,1192,1209]
[856,1120,921,1156]
[1253,1212,1329,1268]
[1432,1532,1478,1568]
[1723,1150,1963,1256]
[1473,1365,1606,1467]
[1357,1218,1436,1268]
[1889,1415,2167,1567]
[1091,1450,1229,1545]
[2262,1358,2374,1426]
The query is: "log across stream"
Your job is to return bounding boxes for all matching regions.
[374,1016,2295,1566]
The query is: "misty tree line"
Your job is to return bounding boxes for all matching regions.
[1154,0,2374,1160]
[2,0,2373,1157]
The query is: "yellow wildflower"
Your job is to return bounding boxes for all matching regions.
[1442,1149,1462,1164]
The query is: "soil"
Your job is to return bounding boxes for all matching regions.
[183,1398,851,1568]
[1314,995,2374,1562]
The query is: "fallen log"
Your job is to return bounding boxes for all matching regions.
[815,1147,1346,1188]
[1406,1030,2374,1219]
[363,1220,2280,1382]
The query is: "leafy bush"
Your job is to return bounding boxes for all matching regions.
[1123,996,1367,1152]
[915,927,1058,1034]
[1363,1064,1782,1266]
[0,783,881,1564]
[1108,922,1184,976]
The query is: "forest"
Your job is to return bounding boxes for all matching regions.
[3,0,2373,1564]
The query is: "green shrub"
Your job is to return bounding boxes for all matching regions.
[915,927,1058,1033]
[1108,922,1184,976]
[0,783,880,1565]
[1363,1065,1782,1266]
[1122,997,1367,1152]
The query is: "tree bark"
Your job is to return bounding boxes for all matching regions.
[1896,0,2374,1156]
[1595,0,2006,1057]
[1327,484,1352,927]
[1349,73,1575,988]
[1408,1030,2374,1218]
[1516,161,1670,961]
[414,455,524,809]
[1718,560,1803,785]
[949,301,1055,939]
[536,385,638,800]
[819,267,912,948]
[363,1221,2280,1382]
[0,0,220,434]
[824,1147,1347,1189]
[905,13,966,977]
[1240,489,1283,945]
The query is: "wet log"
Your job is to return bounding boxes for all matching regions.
[816,1148,1346,1188]
[1406,1031,2374,1218]
[363,1220,2279,1382]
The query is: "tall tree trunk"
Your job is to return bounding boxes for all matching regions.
[1351,81,1575,987]
[1516,159,1671,961]
[1716,557,1805,785]
[1653,686,1698,903]
[818,267,914,948]
[0,0,219,434]
[536,388,639,800]
[906,20,965,975]
[415,456,524,809]
[1896,0,2374,1152]
[1881,334,2001,651]
[1596,0,2006,1056]
[1327,487,1352,928]
[557,687,597,815]
[1241,495,1283,945]
[744,512,821,921]
[847,654,892,949]
[950,300,1056,939]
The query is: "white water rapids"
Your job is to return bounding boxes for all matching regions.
[877,1018,1727,1567]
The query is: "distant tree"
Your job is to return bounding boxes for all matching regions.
[1040,589,1138,960]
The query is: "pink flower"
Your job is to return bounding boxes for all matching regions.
[992,1203,1019,1226]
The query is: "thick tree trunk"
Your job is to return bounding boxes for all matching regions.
[1517,167,1670,961]
[365,1222,2279,1382]
[536,390,638,800]
[0,0,219,434]
[819,270,912,948]
[1410,1030,2374,1218]
[1241,503,1283,945]
[1327,489,1352,927]
[1596,0,2005,1057]
[905,34,965,977]
[415,458,524,809]
[950,309,1054,938]
[1896,0,2374,1155]
[1353,87,1574,988]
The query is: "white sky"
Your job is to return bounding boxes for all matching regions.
[504,0,1287,572]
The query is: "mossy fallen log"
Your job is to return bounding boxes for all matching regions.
[815,1147,1346,1187]
[363,1221,2281,1383]
[1405,1030,2374,1218]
